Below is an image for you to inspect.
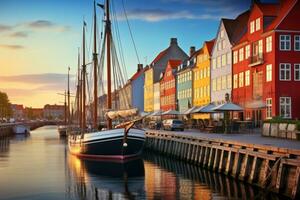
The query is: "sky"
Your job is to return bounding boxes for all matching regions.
[0,0,270,108]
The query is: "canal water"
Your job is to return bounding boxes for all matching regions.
[0,126,287,200]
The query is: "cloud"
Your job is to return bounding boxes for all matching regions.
[0,73,74,85]
[118,9,222,22]
[0,24,13,32]
[25,20,71,32]
[9,31,28,38]
[0,44,25,50]
[28,20,54,28]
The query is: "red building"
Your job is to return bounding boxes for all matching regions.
[160,60,182,111]
[232,0,300,124]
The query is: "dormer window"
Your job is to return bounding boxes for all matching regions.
[255,18,260,31]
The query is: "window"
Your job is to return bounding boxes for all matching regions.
[217,77,221,91]
[217,56,221,68]
[218,42,222,51]
[233,74,238,88]
[250,21,255,34]
[222,40,226,49]
[212,58,216,69]
[295,64,300,81]
[221,76,226,90]
[239,72,244,87]
[239,48,244,61]
[245,70,250,86]
[266,98,272,119]
[245,45,250,59]
[266,64,272,82]
[280,35,291,50]
[227,53,231,65]
[207,67,210,77]
[258,40,263,54]
[295,35,300,51]
[255,18,260,31]
[280,97,291,118]
[280,63,291,81]
[212,79,216,92]
[222,54,226,67]
[203,68,206,78]
[266,36,272,52]
[233,51,238,64]
[227,74,232,89]
[220,30,224,38]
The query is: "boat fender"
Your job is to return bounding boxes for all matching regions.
[123,142,128,147]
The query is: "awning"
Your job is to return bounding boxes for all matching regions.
[193,103,217,113]
[212,102,243,112]
[162,109,181,115]
[183,106,199,115]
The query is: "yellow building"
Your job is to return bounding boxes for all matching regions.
[193,39,215,119]
[144,68,154,112]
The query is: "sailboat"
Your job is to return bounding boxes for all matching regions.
[68,0,145,160]
[58,67,71,137]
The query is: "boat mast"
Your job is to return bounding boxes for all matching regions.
[82,21,87,132]
[67,66,70,126]
[77,49,81,127]
[106,0,112,129]
[93,0,98,129]
[64,90,67,125]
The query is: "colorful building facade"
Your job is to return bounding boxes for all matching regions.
[144,38,188,113]
[232,0,300,123]
[153,82,161,112]
[160,60,181,112]
[177,48,196,113]
[131,64,145,112]
[193,40,214,119]
[210,11,250,118]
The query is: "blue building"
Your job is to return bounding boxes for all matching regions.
[177,47,197,113]
[131,64,146,112]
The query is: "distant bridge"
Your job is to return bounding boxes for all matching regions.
[0,120,62,137]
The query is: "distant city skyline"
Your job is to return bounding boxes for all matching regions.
[0,0,275,107]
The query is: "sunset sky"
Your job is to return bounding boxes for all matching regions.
[0,0,272,108]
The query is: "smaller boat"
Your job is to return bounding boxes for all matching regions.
[58,125,67,137]
[13,124,30,134]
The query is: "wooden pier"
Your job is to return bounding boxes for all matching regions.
[145,130,300,199]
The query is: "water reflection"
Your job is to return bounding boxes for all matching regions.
[143,152,288,200]
[0,126,288,200]
[67,155,145,200]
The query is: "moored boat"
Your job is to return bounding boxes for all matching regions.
[58,125,67,137]
[13,124,30,134]
[68,0,145,161]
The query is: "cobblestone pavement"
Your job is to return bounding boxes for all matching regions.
[146,128,300,150]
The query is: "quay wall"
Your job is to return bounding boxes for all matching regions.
[145,130,300,199]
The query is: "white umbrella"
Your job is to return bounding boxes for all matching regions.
[183,106,199,115]
[162,109,181,115]
[193,103,217,113]
[212,102,243,111]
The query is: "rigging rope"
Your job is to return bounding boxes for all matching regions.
[121,0,141,64]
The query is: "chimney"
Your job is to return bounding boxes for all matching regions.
[137,64,143,72]
[170,38,177,46]
[190,46,195,56]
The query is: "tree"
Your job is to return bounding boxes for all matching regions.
[0,91,12,119]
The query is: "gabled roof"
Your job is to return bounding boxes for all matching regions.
[204,39,215,56]
[130,68,146,81]
[168,59,182,69]
[151,48,168,66]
